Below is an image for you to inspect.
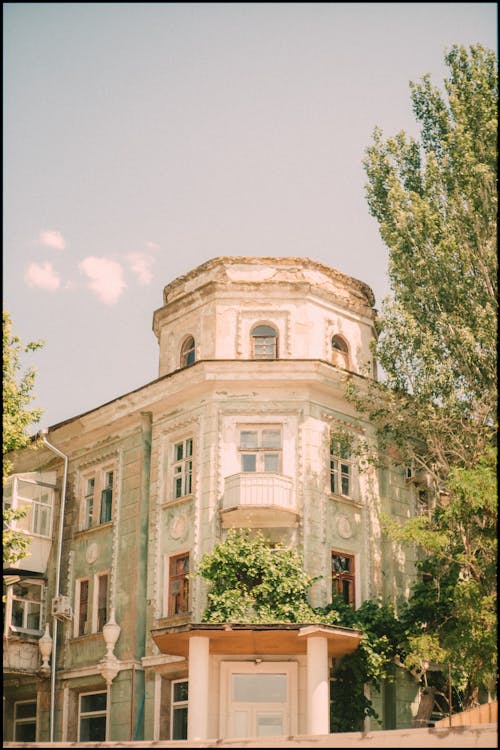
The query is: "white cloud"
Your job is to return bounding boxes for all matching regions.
[126,252,155,285]
[146,241,160,250]
[39,229,66,250]
[79,256,126,305]
[24,262,61,291]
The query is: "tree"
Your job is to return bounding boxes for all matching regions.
[3,310,43,565]
[349,44,497,707]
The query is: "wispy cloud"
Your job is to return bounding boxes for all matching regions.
[24,262,61,290]
[38,229,66,251]
[126,252,155,285]
[79,256,126,305]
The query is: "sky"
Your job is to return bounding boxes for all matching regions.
[3,2,497,431]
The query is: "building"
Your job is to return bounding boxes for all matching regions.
[3,256,422,742]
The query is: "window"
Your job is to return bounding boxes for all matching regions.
[80,467,115,530]
[14,701,37,742]
[239,428,282,473]
[331,335,349,368]
[96,573,108,632]
[83,478,94,530]
[76,579,89,637]
[171,679,188,740]
[168,553,190,616]
[9,580,43,635]
[78,692,107,742]
[100,472,113,524]
[173,439,193,498]
[330,437,352,497]
[3,476,54,538]
[180,336,196,368]
[251,325,278,359]
[332,552,355,605]
[74,573,109,636]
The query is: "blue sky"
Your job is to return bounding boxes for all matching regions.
[3,3,497,430]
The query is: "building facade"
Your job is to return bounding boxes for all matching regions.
[3,257,422,742]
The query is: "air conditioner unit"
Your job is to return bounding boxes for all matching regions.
[51,595,73,621]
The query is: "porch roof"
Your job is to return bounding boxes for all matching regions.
[151,622,361,658]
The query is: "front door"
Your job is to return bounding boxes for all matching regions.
[220,661,298,739]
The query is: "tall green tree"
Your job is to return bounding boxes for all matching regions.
[3,310,43,565]
[350,44,497,706]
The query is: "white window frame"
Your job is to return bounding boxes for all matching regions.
[220,661,297,739]
[329,437,353,499]
[14,699,37,742]
[78,691,108,742]
[170,678,189,740]
[239,426,282,473]
[79,464,115,530]
[6,579,44,636]
[3,474,55,539]
[172,438,193,499]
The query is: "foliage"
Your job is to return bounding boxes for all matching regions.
[321,595,406,731]
[3,310,43,566]
[349,44,497,706]
[195,529,320,623]
[397,446,497,705]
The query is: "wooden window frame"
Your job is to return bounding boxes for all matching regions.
[331,551,356,606]
[167,552,190,617]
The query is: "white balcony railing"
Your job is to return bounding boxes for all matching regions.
[222,473,295,512]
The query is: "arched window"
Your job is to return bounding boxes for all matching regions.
[180,336,196,368]
[251,325,278,359]
[331,335,349,368]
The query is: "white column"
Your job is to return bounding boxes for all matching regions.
[187,636,210,740]
[307,636,329,735]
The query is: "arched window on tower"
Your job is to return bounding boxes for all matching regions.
[331,335,349,369]
[251,325,278,359]
[180,336,196,368]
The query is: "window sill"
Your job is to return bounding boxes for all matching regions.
[4,630,42,641]
[74,521,113,538]
[329,494,363,509]
[161,495,193,509]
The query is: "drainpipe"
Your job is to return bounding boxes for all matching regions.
[39,429,68,744]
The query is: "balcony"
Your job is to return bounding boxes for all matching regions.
[3,472,56,574]
[3,636,41,676]
[221,473,299,528]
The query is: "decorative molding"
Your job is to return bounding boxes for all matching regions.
[110,449,123,609]
[86,543,99,565]
[75,448,120,473]
[236,309,291,357]
[337,514,353,539]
